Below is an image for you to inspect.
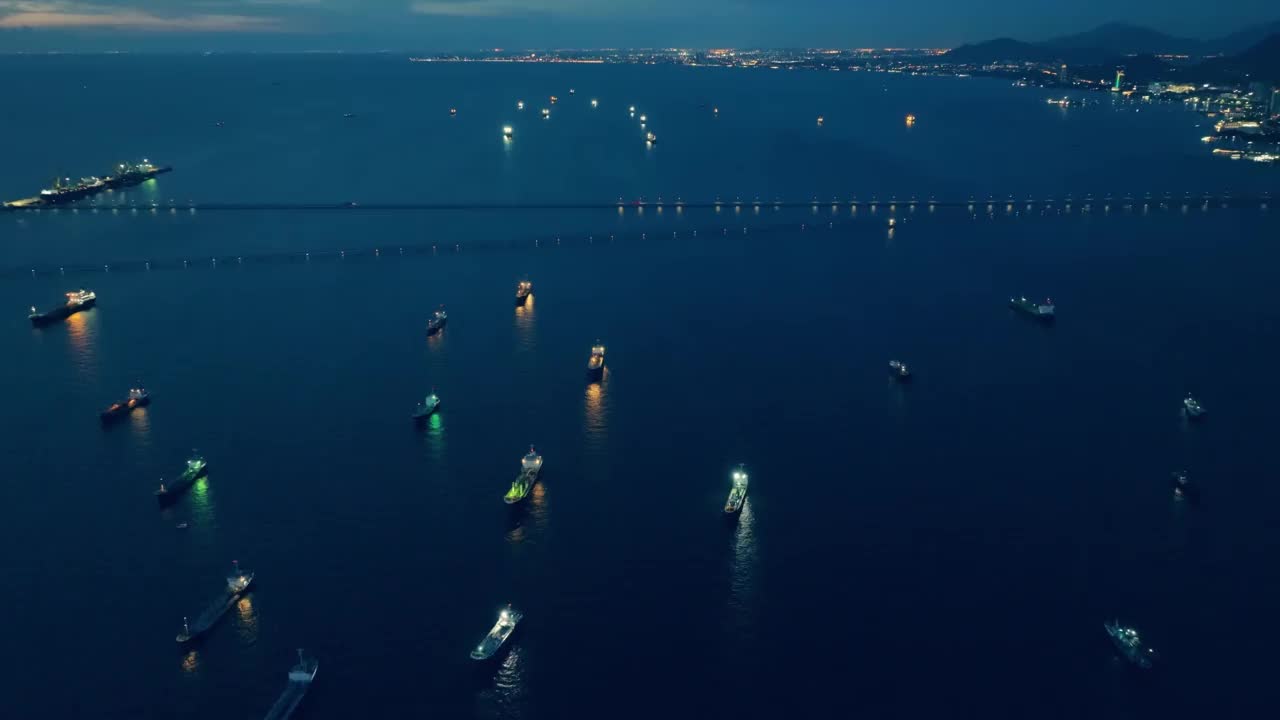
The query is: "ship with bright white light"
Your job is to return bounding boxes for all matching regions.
[724,465,748,514]
[1104,620,1156,669]
[470,605,523,660]
[29,289,96,326]
[427,307,448,336]
[586,342,605,381]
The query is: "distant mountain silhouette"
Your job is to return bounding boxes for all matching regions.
[943,38,1060,64]
[1193,33,1280,82]
[1043,22,1197,56]
[1202,20,1280,56]
[945,20,1280,66]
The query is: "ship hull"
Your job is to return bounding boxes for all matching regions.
[103,166,171,190]
[155,465,209,505]
[515,293,529,306]
[586,365,604,381]
[176,582,251,643]
[504,471,540,504]
[427,321,446,336]
[30,298,95,326]
[100,396,150,422]
[1009,301,1054,323]
[411,405,439,421]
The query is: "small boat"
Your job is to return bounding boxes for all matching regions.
[591,99,598,108]
[176,523,189,530]
[101,387,150,422]
[517,100,525,110]
[817,115,825,125]
[343,113,356,119]
[503,125,514,139]
[888,360,911,381]
[427,307,448,336]
[1170,470,1200,502]
[568,88,575,95]
[1182,395,1206,420]
[550,95,558,104]
[541,108,550,118]
[724,465,748,514]
[449,108,458,116]
[646,131,657,144]
[470,605,523,660]
[412,391,441,421]
[1009,296,1055,322]
[1104,620,1156,669]
[586,342,605,381]
[515,280,532,305]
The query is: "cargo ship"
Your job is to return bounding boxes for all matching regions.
[176,561,255,643]
[515,280,533,306]
[427,307,448,336]
[1104,620,1156,669]
[470,605,523,660]
[1182,395,1206,420]
[1171,470,1200,502]
[1009,296,1055,322]
[39,175,106,204]
[29,289,96,326]
[100,387,150,422]
[724,465,748,514]
[504,446,543,504]
[586,342,605,381]
[412,390,441,421]
[102,160,171,189]
[262,649,319,720]
[155,453,208,505]
[888,360,911,381]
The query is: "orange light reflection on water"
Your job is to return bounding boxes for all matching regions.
[63,309,98,380]
[235,594,259,643]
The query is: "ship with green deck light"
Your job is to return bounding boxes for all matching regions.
[155,452,208,505]
[504,446,543,504]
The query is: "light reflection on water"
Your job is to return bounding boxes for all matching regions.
[180,649,200,675]
[233,594,259,644]
[583,373,609,452]
[888,377,909,423]
[63,309,99,383]
[475,645,526,718]
[727,500,758,634]
[186,477,218,549]
[424,411,446,462]
[505,479,548,545]
[513,293,536,351]
[128,406,152,450]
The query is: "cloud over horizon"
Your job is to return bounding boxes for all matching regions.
[0,1,282,30]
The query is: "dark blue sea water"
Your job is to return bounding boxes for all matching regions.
[2,56,1279,719]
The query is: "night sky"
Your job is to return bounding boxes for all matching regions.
[0,0,1275,51]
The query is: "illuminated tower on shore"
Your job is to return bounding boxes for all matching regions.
[1113,69,1125,92]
